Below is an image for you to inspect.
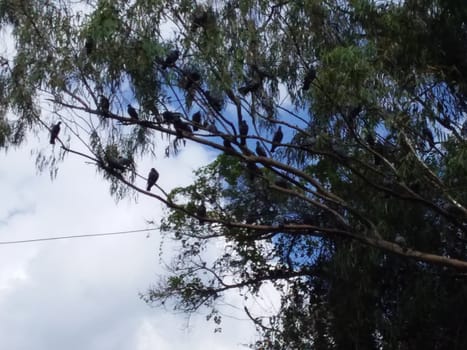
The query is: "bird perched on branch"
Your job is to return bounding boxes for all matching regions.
[127,104,138,120]
[191,111,201,131]
[196,202,207,224]
[84,37,94,55]
[422,127,434,147]
[191,8,209,31]
[207,123,218,134]
[270,126,283,152]
[238,79,262,96]
[162,111,182,124]
[365,132,375,148]
[223,136,234,153]
[50,122,61,144]
[239,120,248,146]
[462,120,467,138]
[147,168,159,191]
[205,91,223,112]
[98,95,110,115]
[174,119,193,138]
[302,67,316,91]
[256,141,267,157]
[180,70,202,91]
[161,50,180,69]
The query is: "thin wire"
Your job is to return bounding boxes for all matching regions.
[0,228,159,245]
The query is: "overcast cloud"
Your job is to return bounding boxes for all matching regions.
[0,138,263,350]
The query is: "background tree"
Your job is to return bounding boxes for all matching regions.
[1,0,467,348]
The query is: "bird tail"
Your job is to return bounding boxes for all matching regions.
[270,144,276,152]
[147,184,151,191]
[50,137,55,145]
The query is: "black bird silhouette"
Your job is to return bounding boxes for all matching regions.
[270,126,283,152]
[275,178,289,189]
[238,79,262,96]
[84,37,94,55]
[373,141,384,165]
[191,9,209,31]
[196,202,207,224]
[223,137,233,151]
[348,106,362,120]
[256,141,267,157]
[174,120,193,138]
[207,123,218,134]
[99,95,110,115]
[251,64,274,79]
[239,120,248,146]
[180,70,202,90]
[302,67,316,91]
[192,111,201,131]
[146,168,159,191]
[50,122,61,144]
[162,111,182,124]
[127,104,138,120]
[365,132,375,148]
[422,127,434,146]
[205,91,223,112]
[161,50,180,69]
[462,121,467,138]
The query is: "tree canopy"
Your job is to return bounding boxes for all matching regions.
[1,0,467,348]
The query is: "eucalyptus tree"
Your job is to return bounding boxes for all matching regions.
[1,0,467,348]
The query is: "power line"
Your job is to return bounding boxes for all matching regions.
[0,228,159,245]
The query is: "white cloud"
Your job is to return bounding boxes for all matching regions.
[0,135,265,350]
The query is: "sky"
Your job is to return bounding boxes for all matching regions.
[0,138,269,350]
[0,5,281,348]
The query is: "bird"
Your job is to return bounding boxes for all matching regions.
[98,95,110,115]
[191,9,209,31]
[365,132,375,147]
[187,71,201,84]
[174,119,193,138]
[205,91,223,112]
[251,64,274,80]
[348,106,362,120]
[162,111,182,124]
[422,127,434,146]
[192,111,201,131]
[223,137,233,150]
[84,37,94,55]
[302,67,316,91]
[127,104,138,120]
[50,122,61,144]
[146,168,159,191]
[207,123,218,134]
[274,178,289,189]
[161,50,180,69]
[270,126,283,152]
[180,70,202,90]
[238,79,261,96]
[256,141,267,157]
[239,120,248,146]
[196,202,207,224]
[373,141,384,165]
[462,120,467,138]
